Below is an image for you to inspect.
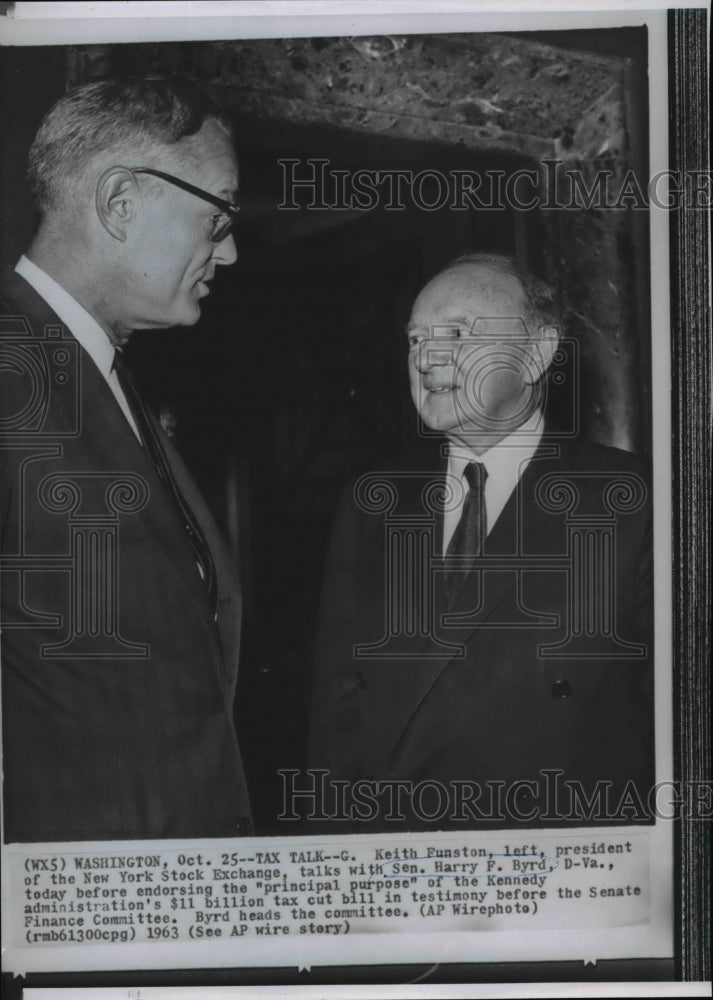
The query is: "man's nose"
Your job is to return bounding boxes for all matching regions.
[416,341,454,371]
[212,232,238,266]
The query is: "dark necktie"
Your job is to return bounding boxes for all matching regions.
[112,350,217,613]
[444,461,488,607]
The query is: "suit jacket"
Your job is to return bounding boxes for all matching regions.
[308,432,654,830]
[0,270,252,842]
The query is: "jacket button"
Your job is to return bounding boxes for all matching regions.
[235,817,252,836]
[551,679,572,699]
[356,671,367,690]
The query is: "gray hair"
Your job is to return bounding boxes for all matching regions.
[446,252,562,339]
[28,75,233,219]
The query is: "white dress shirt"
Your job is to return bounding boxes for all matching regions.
[442,411,544,555]
[15,255,141,442]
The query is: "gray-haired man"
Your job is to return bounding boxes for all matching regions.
[1,76,250,841]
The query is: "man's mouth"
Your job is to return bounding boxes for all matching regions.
[424,384,456,394]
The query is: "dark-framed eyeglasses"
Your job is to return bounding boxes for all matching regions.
[131,167,240,244]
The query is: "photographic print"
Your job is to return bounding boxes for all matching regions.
[1,2,709,997]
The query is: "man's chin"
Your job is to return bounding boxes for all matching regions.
[418,399,476,437]
[169,302,203,328]
[129,305,202,331]
[418,411,519,449]
[417,411,461,439]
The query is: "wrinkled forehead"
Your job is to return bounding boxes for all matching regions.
[414,264,528,324]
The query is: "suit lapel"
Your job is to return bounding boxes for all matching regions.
[160,427,243,697]
[1,270,226,665]
[377,436,568,770]
[442,438,565,631]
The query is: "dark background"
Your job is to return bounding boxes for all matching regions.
[0,30,651,835]
[15,11,713,994]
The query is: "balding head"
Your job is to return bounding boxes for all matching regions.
[441,253,561,340]
[406,254,560,451]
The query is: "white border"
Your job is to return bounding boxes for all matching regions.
[0,2,699,45]
[20,983,713,999]
[0,0,690,989]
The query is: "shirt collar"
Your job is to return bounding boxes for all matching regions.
[448,410,544,480]
[15,254,116,380]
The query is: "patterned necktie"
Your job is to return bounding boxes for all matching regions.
[444,461,488,607]
[112,349,217,613]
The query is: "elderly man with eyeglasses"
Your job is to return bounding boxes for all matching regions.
[0,76,251,842]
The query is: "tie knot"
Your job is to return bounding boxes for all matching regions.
[464,461,487,493]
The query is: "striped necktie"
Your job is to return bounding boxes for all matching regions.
[444,461,488,607]
[112,350,217,614]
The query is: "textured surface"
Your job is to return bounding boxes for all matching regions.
[70,34,623,160]
[669,7,711,984]
[66,33,648,451]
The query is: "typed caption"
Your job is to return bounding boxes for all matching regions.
[2,830,656,974]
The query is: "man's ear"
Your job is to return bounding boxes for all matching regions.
[95,168,138,243]
[523,326,560,385]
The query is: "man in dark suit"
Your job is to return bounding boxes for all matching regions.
[308,253,653,831]
[0,77,251,842]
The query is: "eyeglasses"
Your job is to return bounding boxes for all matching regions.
[131,167,240,243]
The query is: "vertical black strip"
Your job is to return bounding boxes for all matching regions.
[669,6,711,984]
